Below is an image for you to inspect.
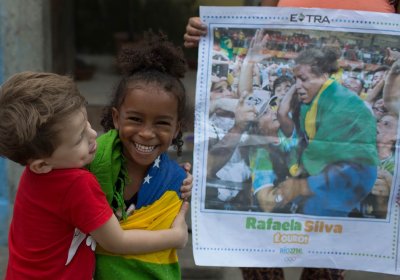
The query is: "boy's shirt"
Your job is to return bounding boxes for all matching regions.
[6,167,112,280]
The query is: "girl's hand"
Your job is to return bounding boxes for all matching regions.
[171,201,189,249]
[180,162,193,200]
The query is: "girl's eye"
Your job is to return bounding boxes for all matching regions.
[158,121,172,126]
[129,116,142,122]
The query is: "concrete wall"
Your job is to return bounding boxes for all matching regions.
[1,0,52,199]
[2,0,51,77]
[0,0,8,245]
[0,0,52,244]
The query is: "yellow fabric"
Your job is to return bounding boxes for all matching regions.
[359,91,368,100]
[331,69,343,84]
[289,163,299,176]
[304,78,334,141]
[96,191,182,264]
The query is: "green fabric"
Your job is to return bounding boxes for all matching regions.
[95,254,180,280]
[300,80,379,175]
[86,129,129,219]
[381,153,395,175]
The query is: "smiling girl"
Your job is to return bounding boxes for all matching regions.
[87,32,191,280]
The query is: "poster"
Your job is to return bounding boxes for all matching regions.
[192,6,400,274]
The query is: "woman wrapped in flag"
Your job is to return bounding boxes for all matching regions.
[87,32,191,279]
[275,47,379,217]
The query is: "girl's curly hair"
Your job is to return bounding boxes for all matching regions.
[101,31,188,156]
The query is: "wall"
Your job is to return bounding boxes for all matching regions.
[0,0,8,245]
[0,0,52,245]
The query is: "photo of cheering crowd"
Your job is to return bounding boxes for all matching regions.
[205,27,400,219]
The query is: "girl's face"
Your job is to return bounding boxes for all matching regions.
[294,64,328,104]
[112,84,180,169]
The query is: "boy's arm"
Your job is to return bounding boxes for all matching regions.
[90,202,189,254]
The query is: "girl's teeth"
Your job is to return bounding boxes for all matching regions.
[135,143,155,153]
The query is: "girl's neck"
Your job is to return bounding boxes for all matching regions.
[123,157,150,200]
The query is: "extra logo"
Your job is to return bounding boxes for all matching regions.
[290,13,330,24]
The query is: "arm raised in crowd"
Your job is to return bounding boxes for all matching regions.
[383,59,400,114]
[238,29,271,96]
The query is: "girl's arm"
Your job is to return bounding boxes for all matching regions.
[180,162,193,200]
[90,202,189,254]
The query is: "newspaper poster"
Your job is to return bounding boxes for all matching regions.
[192,6,400,274]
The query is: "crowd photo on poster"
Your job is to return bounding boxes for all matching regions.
[205,26,400,219]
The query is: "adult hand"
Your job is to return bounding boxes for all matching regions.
[184,17,207,48]
[372,168,392,197]
[234,92,258,131]
[275,178,311,206]
[244,29,271,64]
[171,201,189,249]
[385,48,400,65]
[180,162,192,200]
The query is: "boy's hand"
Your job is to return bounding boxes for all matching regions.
[171,201,189,249]
[180,162,193,200]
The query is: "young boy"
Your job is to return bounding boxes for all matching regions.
[0,71,189,279]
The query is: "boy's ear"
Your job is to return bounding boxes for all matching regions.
[29,159,53,174]
[111,107,120,130]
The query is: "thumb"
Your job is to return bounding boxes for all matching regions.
[238,91,247,104]
[239,90,253,104]
[178,201,190,217]
[181,162,192,173]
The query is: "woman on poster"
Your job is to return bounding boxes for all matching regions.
[276,47,379,217]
